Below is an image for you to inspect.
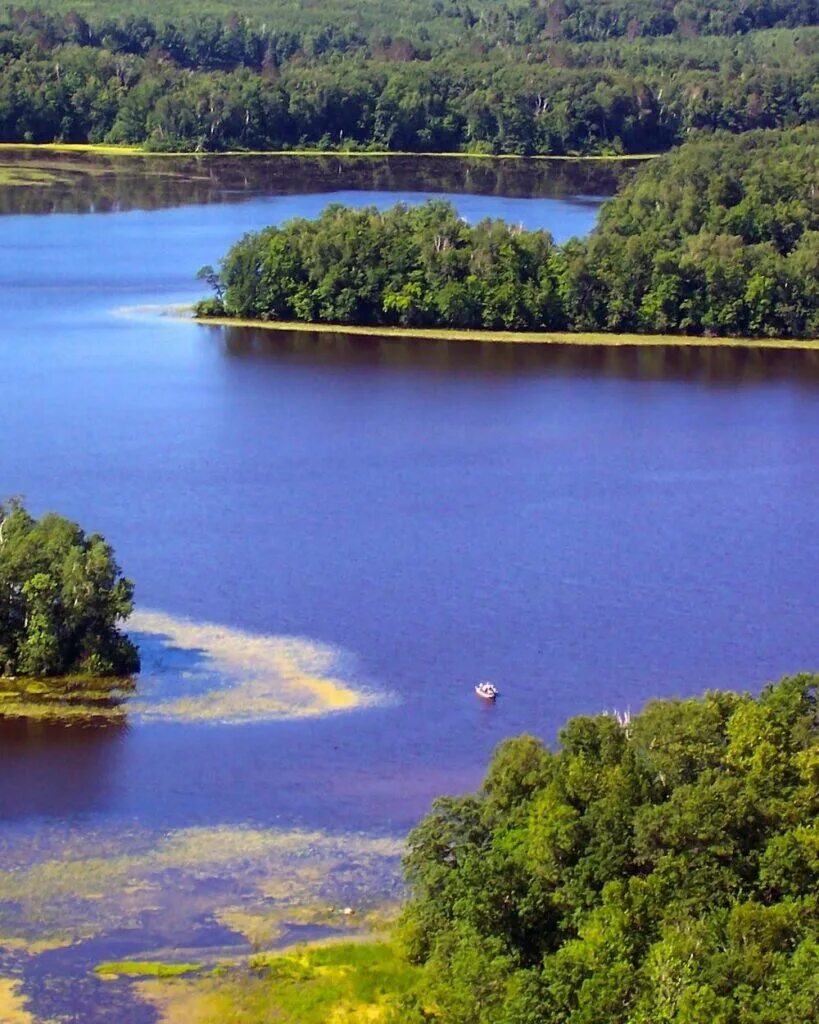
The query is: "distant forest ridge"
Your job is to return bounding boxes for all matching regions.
[0,2,817,153]
[11,0,819,47]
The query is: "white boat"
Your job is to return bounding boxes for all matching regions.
[475,681,499,701]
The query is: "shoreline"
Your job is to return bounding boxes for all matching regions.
[0,142,660,163]
[193,315,818,351]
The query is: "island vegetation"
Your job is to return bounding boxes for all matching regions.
[133,673,818,1023]
[0,498,139,678]
[0,2,816,154]
[393,673,819,1023]
[197,127,818,340]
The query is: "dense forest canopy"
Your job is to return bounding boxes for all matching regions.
[395,674,819,1023]
[14,0,819,47]
[0,499,139,677]
[0,2,816,152]
[199,127,819,339]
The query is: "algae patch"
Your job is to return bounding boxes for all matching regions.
[96,961,201,978]
[129,609,382,723]
[0,824,404,957]
[0,978,36,1024]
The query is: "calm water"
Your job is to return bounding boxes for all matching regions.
[0,155,817,1021]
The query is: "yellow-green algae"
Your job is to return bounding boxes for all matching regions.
[216,902,401,950]
[95,961,201,978]
[195,314,819,351]
[0,824,403,956]
[129,609,383,722]
[0,979,37,1024]
[136,940,419,1024]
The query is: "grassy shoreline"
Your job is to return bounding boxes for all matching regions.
[0,142,659,162]
[193,315,818,351]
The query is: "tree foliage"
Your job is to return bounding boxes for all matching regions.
[0,499,139,677]
[0,6,816,154]
[200,127,819,339]
[395,675,819,1024]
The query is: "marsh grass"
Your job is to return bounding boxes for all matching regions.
[195,315,818,351]
[0,673,135,720]
[137,941,418,1024]
[0,142,657,162]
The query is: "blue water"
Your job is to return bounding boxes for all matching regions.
[1,184,817,840]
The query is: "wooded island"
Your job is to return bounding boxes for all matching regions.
[0,499,138,679]
[198,128,818,340]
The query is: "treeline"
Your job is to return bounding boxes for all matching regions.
[393,674,818,1023]
[199,128,819,339]
[0,7,816,152]
[14,0,819,52]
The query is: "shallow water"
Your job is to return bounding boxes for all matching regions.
[1,154,817,1021]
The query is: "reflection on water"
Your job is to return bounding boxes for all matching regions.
[215,324,819,385]
[0,718,128,821]
[0,150,634,216]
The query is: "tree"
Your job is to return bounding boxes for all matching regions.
[397,675,819,1024]
[0,499,139,678]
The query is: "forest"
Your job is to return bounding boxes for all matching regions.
[198,127,819,339]
[0,2,817,153]
[0,498,139,678]
[393,673,818,1023]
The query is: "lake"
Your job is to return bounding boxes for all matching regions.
[0,152,817,1022]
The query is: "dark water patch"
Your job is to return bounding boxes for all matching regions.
[213,326,819,385]
[0,150,633,216]
[0,718,128,821]
[22,934,165,1024]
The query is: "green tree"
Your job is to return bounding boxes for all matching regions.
[0,499,139,678]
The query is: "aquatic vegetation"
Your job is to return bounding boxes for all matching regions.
[95,961,201,978]
[0,979,35,1024]
[195,315,817,351]
[0,674,134,721]
[136,941,418,1024]
[0,823,403,956]
[129,609,384,723]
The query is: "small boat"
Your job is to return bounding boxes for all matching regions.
[475,681,499,702]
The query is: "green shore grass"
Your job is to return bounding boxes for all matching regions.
[136,941,419,1023]
[0,142,658,162]
[194,315,818,351]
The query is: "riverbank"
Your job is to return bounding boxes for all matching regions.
[0,142,660,162]
[194,315,818,351]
